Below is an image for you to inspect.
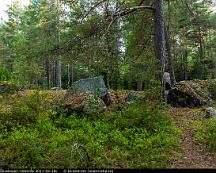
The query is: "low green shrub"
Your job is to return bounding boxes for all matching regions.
[0,127,43,169]
[195,117,216,153]
[0,91,58,131]
[0,66,11,82]
[209,85,216,100]
[0,95,181,168]
[0,81,19,95]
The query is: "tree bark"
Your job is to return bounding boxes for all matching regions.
[137,81,143,91]
[55,0,62,88]
[45,59,51,89]
[165,26,176,86]
[88,59,92,78]
[52,60,56,88]
[55,60,61,88]
[198,27,204,80]
[71,63,74,84]
[183,49,188,80]
[154,0,166,97]
[67,64,71,87]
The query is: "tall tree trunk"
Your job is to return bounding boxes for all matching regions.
[55,0,62,88]
[71,63,74,84]
[198,27,204,80]
[88,58,92,78]
[106,68,110,89]
[183,49,188,80]
[55,60,61,88]
[154,0,166,98]
[45,59,51,89]
[208,29,214,78]
[67,64,71,88]
[52,60,56,88]
[137,81,143,91]
[165,0,176,86]
[165,26,176,86]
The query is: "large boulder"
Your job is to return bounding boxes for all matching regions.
[62,93,106,115]
[83,95,107,115]
[167,80,216,107]
[65,77,107,99]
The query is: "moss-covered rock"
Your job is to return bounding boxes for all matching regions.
[62,92,106,115]
[107,90,145,104]
[83,95,106,115]
[63,93,86,113]
[168,80,216,107]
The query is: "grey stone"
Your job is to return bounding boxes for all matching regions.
[65,76,107,99]
[50,87,62,91]
[62,93,107,115]
[163,72,171,85]
[168,80,215,107]
[125,91,135,103]
[205,107,216,118]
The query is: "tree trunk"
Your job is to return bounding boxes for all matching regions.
[183,49,188,80]
[137,81,143,91]
[45,59,51,89]
[55,0,62,88]
[154,0,166,98]
[106,68,110,89]
[55,60,61,88]
[52,60,56,88]
[71,63,74,84]
[165,26,176,86]
[208,29,214,78]
[198,27,204,80]
[88,59,92,78]
[67,64,71,88]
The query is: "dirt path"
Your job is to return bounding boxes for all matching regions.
[169,107,216,168]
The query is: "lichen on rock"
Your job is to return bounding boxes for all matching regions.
[62,92,107,116]
[83,95,106,115]
[168,80,216,107]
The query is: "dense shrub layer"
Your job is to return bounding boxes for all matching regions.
[195,117,216,153]
[0,92,181,169]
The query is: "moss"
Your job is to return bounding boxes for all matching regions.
[84,95,106,115]
[168,80,216,107]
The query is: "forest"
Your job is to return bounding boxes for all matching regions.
[1,0,216,169]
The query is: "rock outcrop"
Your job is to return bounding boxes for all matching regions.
[65,76,107,99]
[63,77,108,115]
[63,93,106,115]
[168,80,216,107]
[63,77,145,115]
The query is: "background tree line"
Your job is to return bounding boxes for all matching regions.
[0,0,216,91]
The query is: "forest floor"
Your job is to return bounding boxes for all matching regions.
[169,107,216,168]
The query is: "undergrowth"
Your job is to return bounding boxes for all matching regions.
[0,92,181,169]
[195,117,216,153]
